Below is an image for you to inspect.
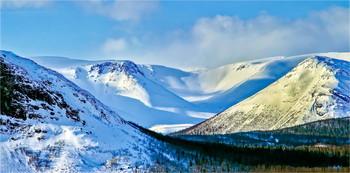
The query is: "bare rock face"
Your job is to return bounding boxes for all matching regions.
[1,58,81,123]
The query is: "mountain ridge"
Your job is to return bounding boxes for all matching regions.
[176,56,350,135]
[0,50,189,172]
[29,52,350,133]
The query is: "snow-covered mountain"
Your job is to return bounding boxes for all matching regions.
[30,56,205,129]
[0,51,189,172]
[2,50,349,171]
[30,53,349,133]
[177,56,350,135]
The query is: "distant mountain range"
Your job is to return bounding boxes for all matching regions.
[30,52,349,134]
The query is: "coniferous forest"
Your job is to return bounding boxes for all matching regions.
[130,121,350,172]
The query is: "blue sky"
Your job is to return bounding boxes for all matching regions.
[1,0,349,68]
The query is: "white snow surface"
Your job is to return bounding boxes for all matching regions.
[30,53,349,134]
[31,57,203,131]
[0,51,180,172]
[150,124,194,135]
[31,53,349,134]
[180,55,350,135]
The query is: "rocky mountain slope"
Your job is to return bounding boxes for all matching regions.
[0,51,191,172]
[178,56,350,135]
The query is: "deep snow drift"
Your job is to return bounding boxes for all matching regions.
[178,56,350,135]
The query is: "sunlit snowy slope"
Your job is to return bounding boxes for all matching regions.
[0,51,189,172]
[30,53,349,133]
[178,56,350,135]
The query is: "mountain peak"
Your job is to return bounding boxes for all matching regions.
[89,60,144,76]
[177,56,350,135]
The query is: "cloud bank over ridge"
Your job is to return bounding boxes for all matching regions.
[102,6,349,68]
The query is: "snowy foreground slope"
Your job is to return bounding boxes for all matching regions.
[30,53,349,133]
[178,56,350,135]
[0,51,190,172]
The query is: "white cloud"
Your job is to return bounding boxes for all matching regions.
[126,6,349,68]
[83,0,158,21]
[102,38,128,55]
[0,0,53,8]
